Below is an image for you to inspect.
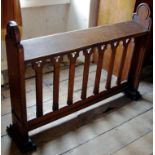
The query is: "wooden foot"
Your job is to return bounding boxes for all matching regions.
[7,125,36,153]
[124,89,142,101]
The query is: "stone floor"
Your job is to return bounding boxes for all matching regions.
[1,63,153,155]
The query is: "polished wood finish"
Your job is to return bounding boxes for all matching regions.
[128,36,147,90]
[125,3,152,100]
[5,4,151,152]
[51,56,62,111]
[116,39,130,85]
[93,45,107,94]
[105,42,119,90]
[134,1,152,65]
[81,48,93,99]
[22,21,147,62]
[32,61,44,117]
[5,21,36,152]
[2,0,22,29]
[133,3,151,30]
[67,52,79,105]
[28,83,128,130]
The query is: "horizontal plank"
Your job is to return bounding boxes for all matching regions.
[61,110,152,155]
[1,102,152,155]
[113,131,153,155]
[22,21,148,62]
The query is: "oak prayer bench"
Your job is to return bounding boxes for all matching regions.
[5,3,151,153]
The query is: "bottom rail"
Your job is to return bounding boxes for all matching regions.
[28,82,128,131]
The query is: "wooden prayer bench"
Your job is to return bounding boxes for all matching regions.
[5,3,151,152]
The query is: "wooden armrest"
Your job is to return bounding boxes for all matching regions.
[22,21,149,62]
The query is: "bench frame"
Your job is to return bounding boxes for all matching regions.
[5,3,151,152]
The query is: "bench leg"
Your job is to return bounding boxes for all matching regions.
[125,36,148,101]
[124,89,141,101]
[7,125,36,153]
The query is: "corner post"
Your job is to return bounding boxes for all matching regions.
[125,3,152,100]
[5,21,36,152]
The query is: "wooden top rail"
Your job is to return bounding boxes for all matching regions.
[6,3,151,63]
[22,21,148,62]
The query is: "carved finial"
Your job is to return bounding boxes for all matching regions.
[6,21,21,43]
[133,3,152,30]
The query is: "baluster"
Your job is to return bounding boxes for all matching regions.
[81,48,93,99]
[32,60,43,117]
[67,52,79,105]
[51,56,62,111]
[117,39,130,85]
[93,45,107,94]
[105,42,119,90]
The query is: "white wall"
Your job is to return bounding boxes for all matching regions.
[22,4,69,39]
[67,0,91,31]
